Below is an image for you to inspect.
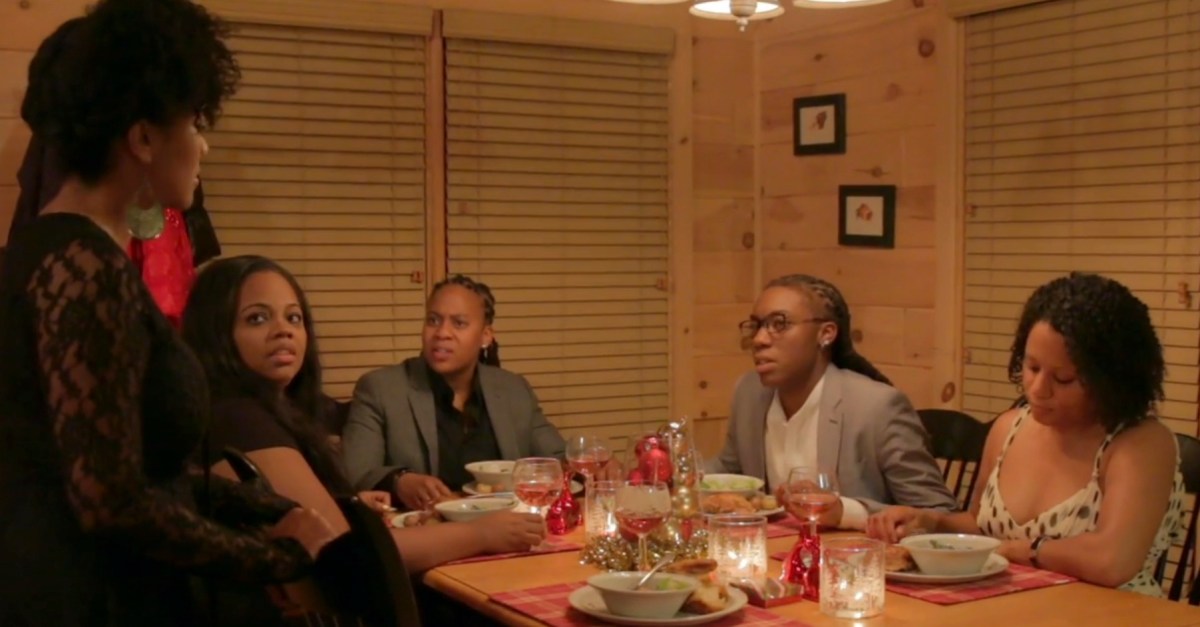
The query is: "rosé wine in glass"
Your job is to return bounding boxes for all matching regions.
[790,492,840,521]
[566,436,613,525]
[513,457,565,548]
[515,482,561,508]
[615,511,667,536]
[616,481,671,571]
[568,453,611,478]
[783,466,839,535]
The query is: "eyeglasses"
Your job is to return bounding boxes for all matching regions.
[738,314,830,340]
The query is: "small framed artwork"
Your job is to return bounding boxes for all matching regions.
[838,185,896,248]
[793,94,846,156]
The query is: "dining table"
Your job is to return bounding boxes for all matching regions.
[422,528,1200,627]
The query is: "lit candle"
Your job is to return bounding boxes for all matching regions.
[585,480,621,539]
[707,514,768,583]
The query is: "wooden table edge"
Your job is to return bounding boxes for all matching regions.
[423,566,545,627]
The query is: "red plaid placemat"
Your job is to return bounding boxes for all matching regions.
[492,582,812,627]
[766,554,1074,606]
[766,520,803,539]
[885,564,1076,605]
[446,537,581,565]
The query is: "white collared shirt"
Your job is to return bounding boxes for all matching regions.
[763,374,869,530]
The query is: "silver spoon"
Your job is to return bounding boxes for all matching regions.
[633,552,677,590]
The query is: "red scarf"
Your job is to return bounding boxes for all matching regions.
[127,207,195,328]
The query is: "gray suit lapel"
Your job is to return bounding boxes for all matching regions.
[480,366,520,459]
[817,364,844,476]
[407,363,440,474]
[748,386,773,481]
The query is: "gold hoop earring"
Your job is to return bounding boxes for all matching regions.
[126,180,164,240]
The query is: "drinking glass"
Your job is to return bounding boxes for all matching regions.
[584,479,621,541]
[512,457,564,546]
[707,514,768,584]
[820,536,885,619]
[615,480,672,571]
[782,466,840,537]
[567,436,612,522]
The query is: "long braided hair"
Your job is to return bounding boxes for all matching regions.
[765,274,892,385]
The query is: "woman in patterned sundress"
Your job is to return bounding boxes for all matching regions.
[867,273,1184,597]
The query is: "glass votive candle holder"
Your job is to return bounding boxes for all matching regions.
[585,480,621,541]
[707,514,768,584]
[819,535,885,619]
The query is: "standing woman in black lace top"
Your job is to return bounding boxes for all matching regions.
[0,2,336,626]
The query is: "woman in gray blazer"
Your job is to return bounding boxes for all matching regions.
[342,275,565,511]
[710,274,956,529]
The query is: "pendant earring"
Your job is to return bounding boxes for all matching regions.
[126,180,165,240]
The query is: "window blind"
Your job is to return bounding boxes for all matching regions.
[443,20,673,446]
[203,22,428,398]
[961,0,1200,437]
[945,0,1051,18]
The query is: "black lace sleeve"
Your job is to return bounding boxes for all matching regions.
[29,239,311,584]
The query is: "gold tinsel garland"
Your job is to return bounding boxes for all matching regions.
[579,526,709,572]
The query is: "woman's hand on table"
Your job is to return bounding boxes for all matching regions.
[866,506,941,544]
[470,511,546,554]
[357,490,394,514]
[396,472,453,511]
[995,539,1031,565]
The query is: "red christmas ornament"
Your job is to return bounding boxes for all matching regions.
[639,448,672,483]
[545,472,580,535]
[782,524,821,600]
[634,435,664,457]
[626,468,645,485]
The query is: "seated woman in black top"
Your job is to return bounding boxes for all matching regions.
[0,4,335,626]
[182,255,546,572]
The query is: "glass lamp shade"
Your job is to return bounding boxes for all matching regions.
[793,0,893,8]
[690,0,784,30]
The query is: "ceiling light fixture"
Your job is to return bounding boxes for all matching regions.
[793,0,894,8]
[690,0,784,31]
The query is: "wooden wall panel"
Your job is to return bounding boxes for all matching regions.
[755,2,950,410]
[691,33,756,458]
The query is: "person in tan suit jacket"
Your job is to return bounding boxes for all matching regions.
[709,274,956,530]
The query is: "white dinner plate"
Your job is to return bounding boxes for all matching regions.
[702,507,785,520]
[389,511,423,529]
[886,553,1010,584]
[462,482,513,497]
[567,585,748,626]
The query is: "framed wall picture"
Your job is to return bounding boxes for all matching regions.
[792,94,846,156]
[838,185,896,248]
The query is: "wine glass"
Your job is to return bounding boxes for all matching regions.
[615,480,672,571]
[566,435,612,486]
[780,467,838,594]
[782,466,839,537]
[512,457,564,547]
[567,435,612,525]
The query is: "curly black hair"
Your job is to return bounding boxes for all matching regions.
[21,0,240,183]
[765,274,892,385]
[1008,272,1164,433]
